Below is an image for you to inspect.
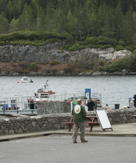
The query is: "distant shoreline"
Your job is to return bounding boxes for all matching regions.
[0,72,136,77]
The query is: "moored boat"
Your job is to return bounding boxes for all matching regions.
[17,76,34,83]
[33,80,55,102]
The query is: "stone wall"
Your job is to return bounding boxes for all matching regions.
[0,114,70,136]
[107,109,136,124]
[0,109,136,136]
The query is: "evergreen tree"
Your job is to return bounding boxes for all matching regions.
[0,15,9,33]
[17,4,36,30]
[9,18,19,32]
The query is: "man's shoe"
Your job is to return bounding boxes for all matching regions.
[81,140,88,143]
[73,141,77,144]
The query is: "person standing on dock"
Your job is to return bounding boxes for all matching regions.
[133,95,136,108]
[86,98,96,111]
[72,99,88,143]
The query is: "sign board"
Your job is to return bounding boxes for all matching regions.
[96,110,112,130]
[85,88,91,99]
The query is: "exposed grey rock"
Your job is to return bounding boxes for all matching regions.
[113,50,131,60]
[0,44,131,65]
[92,71,108,76]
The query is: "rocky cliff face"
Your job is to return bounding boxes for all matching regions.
[0,43,131,65]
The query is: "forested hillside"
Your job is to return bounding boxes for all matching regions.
[0,0,136,46]
[0,0,136,75]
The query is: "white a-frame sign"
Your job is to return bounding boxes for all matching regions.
[96,110,113,131]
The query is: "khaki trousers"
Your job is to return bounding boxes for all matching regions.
[72,121,85,142]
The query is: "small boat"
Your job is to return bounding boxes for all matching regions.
[17,76,34,83]
[33,80,55,101]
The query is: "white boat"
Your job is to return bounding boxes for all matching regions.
[33,80,55,102]
[17,76,34,83]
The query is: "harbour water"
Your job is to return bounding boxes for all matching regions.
[0,75,136,108]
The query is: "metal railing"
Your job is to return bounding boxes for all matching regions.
[0,96,37,115]
[0,91,102,114]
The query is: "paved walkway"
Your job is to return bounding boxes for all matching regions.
[1,123,136,142]
[1,136,136,163]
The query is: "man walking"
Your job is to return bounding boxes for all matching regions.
[72,99,88,143]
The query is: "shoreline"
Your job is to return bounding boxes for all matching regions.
[0,72,136,77]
